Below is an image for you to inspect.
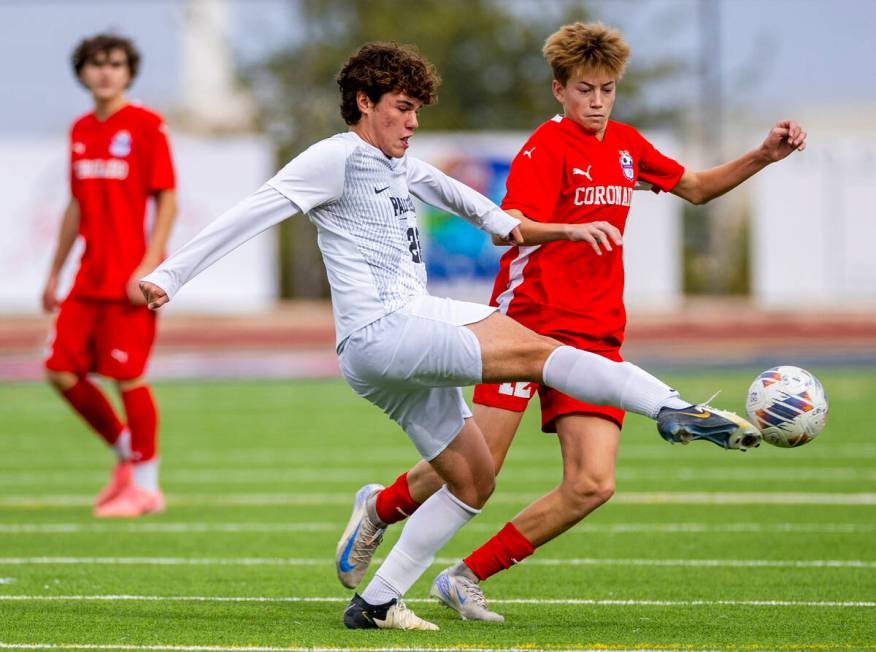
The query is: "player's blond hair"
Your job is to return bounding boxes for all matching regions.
[543,22,630,84]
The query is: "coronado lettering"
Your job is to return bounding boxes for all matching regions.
[574,185,633,207]
[73,158,129,180]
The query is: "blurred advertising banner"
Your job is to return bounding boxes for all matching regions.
[410,132,683,310]
[0,134,275,314]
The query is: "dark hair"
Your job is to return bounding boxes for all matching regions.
[71,33,141,86]
[336,42,440,125]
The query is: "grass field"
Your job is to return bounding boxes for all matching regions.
[0,369,874,651]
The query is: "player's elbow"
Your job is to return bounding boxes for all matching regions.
[687,191,710,206]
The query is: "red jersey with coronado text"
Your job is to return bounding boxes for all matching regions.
[493,115,684,348]
[69,104,175,301]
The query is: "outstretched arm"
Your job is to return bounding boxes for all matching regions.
[140,185,298,310]
[492,210,624,256]
[406,158,521,240]
[672,120,807,205]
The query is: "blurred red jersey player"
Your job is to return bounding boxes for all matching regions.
[42,33,177,518]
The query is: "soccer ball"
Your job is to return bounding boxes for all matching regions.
[745,366,828,448]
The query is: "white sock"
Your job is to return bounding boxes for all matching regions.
[132,458,159,493]
[542,346,686,419]
[360,486,478,605]
[112,428,132,461]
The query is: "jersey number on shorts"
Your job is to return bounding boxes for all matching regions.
[498,382,533,398]
[407,226,423,263]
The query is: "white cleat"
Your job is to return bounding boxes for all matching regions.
[430,563,504,622]
[379,601,439,631]
[336,483,385,588]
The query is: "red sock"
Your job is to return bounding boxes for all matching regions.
[463,522,536,581]
[122,385,158,463]
[60,379,124,446]
[375,472,421,524]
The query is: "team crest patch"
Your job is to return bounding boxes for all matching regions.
[618,150,634,181]
[109,130,132,157]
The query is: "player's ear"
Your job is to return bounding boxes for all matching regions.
[355,91,374,117]
[551,79,564,104]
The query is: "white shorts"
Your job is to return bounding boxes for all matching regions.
[338,295,496,460]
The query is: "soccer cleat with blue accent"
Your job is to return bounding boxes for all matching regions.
[343,593,439,630]
[336,483,385,589]
[657,404,761,451]
[430,563,504,622]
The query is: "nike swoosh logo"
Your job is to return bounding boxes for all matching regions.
[374,186,390,194]
[455,586,466,605]
[677,411,712,420]
[338,524,359,572]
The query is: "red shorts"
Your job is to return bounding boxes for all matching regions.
[45,299,157,380]
[472,346,625,432]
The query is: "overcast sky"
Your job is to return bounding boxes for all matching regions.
[0,0,873,136]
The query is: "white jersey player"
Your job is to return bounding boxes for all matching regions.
[141,42,759,631]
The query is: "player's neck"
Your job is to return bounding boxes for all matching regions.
[564,114,607,142]
[93,95,129,122]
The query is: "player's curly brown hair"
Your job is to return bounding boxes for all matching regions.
[71,33,141,87]
[336,42,441,125]
[543,22,630,85]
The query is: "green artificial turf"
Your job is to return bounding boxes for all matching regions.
[0,370,874,651]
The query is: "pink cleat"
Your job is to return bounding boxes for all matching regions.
[94,484,165,518]
[94,461,133,508]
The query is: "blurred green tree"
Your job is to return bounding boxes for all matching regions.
[248,0,684,298]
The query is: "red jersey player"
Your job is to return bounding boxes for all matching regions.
[42,34,177,518]
[335,22,807,622]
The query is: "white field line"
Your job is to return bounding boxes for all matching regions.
[0,645,712,652]
[0,594,872,609]
[0,556,874,569]
[2,492,876,508]
[1,466,874,485]
[1,521,874,535]
[0,644,720,652]
[7,442,876,466]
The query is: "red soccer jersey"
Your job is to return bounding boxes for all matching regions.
[69,104,176,301]
[492,115,684,348]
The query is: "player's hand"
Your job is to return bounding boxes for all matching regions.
[760,120,807,162]
[127,261,160,305]
[566,221,623,256]
[126,277,148,305]
[41,275,59,313]
[501,226,524,246]
[139,281,169,311]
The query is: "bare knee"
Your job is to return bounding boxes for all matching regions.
[561,473,615,515]
[46,370,78,392]
[446,471,495,511]
[516,335,563,382]
[116,377,146,393]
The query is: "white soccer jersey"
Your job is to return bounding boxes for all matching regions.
[143,131,519,346]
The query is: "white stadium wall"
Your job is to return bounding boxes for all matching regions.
[751,134,876,308]
[0,134,275,314]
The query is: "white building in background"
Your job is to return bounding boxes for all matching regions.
[177,0,255,133]
[750,105,876,308]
